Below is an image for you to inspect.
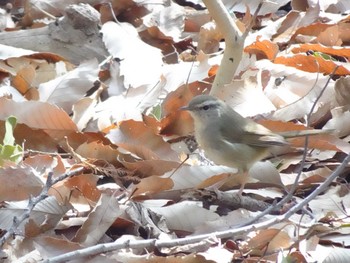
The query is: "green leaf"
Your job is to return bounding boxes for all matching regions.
[0,116,23,166]
[0,145,22,163]
[313,51,336,61]
[4,116,17,146]
[149,104,162,120]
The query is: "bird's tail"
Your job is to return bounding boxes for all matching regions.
[278,129,333,138]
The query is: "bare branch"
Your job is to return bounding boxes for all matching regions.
[202,0,263,94]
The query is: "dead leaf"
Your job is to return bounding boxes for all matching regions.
[247,228,292,255]
[101,21,162,88]
[0,165,43,201]
[34,236,83,258]
[245,37,279,60]
[149,202,219,233]
[75,141,123,167]
[132,176,174,198]
[107,120,178,161]
[60,173,101,203]
[73,193,123,246]
[143,2,185,41]
[274,54,350,75]
[121,159,179,177]
[38,59,99,113]
[291,44,350,60]
[0,98,78,140]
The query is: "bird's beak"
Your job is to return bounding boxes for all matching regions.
[179,105,190,111]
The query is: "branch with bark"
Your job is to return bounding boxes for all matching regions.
[202,0,262,94]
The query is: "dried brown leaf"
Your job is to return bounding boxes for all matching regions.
[0,98,77,139]
[160,80,212,136]
[11,65,35,95]
[0,166,43,201]
[132,176,174,198]
[244,37,279,60]
[274,54,350,75]
[60,173,100,203]
[0,120,57,152]
[75,141,123,167]
[197,21,222,53]
[23,154,66,178]
[121,159,179,177]
[107,120,178,161]
[73,193,123,246]
[247,228,292,255]
[334,76,350,108]
[292,44,350,61]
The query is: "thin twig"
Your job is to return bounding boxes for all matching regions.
[242,1,263,39]
[30,2,56,20]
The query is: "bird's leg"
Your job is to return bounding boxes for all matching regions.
[216,170,248,195]
[237,171,248,195]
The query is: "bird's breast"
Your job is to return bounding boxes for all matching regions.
[195,126,269,171]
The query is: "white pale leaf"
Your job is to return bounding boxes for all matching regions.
[329,0,350,13]
[16,250,42,263]
[323,247,350,263]
[162,52,213,93]
[149,201,219,232]
[195,209,253,234]
[107,60,125,96]
[307,244,350,263]
[101,21,162,88]
[249,161,283,185]
[222,0,291,15]
[38,59,99,113]
[93,87,163,130]
[34,196,72,216]
[142,3,185,41]
[93,95,143,127]
[0,44,36,59]
[72,86,101,131]
[199,246,234,263]
[72,97,97,131]
[309,186,347,220]
[255,60,336,121]
[324,109,350,137]
[220,78,276,117]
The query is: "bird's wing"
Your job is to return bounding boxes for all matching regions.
[243,122,288,147]
[220,115,288,147]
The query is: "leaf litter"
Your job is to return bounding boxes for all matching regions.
[0,0,349,262]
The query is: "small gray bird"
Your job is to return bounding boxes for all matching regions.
[181,94,327,192]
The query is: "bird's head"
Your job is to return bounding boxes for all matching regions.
[181,95,224,122]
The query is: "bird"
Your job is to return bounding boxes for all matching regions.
[181,94,327,193]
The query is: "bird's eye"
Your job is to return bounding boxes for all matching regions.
[202,105,209,110]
